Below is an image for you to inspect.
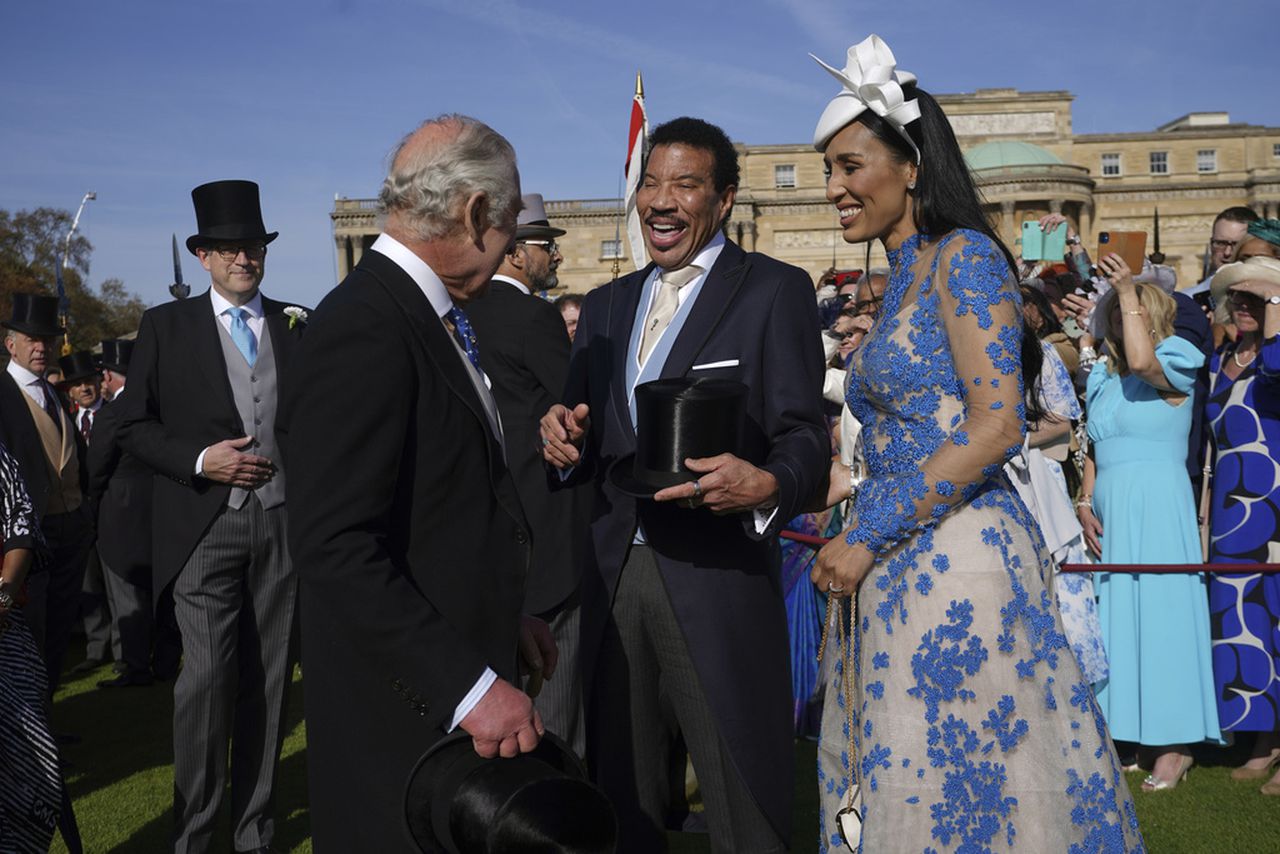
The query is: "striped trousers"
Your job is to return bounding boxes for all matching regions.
[171,496,297,854]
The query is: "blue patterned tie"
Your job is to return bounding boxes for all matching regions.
[446,307,482,371]
[226,307,258,367]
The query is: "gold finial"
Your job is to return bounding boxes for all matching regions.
[635,71,644,99]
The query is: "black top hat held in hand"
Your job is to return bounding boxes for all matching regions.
[3,293,65,338]
[185,179,278,256]
[609,377,748,499]
[404,731,616,854]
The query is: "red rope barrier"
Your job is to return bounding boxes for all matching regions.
[780,533,1280,575]
[1060,563,1280,574]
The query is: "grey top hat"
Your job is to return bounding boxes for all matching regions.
[516,194,566,241]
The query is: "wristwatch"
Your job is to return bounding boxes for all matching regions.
[1066,236,1081,246]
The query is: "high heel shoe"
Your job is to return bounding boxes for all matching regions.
[1231,748,1280,781]
[1141,754,1193,792]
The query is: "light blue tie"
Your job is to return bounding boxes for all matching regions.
[226,307,258,367]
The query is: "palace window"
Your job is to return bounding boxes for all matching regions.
[774,164,797,189]
[1196,149,1217,173]
[1149,151,1169,175]
[600,239,624,260]
[1100,153,1121,176]
[1273,142,1280,159]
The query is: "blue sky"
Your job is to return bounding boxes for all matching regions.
[2,0,1275,310]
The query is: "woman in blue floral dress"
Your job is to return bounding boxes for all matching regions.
[1204,254,1280,793]
[809,35,1143,852]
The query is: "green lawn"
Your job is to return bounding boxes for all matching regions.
[48,652,1277,853]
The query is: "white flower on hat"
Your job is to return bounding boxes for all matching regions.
[284,306,308,329]
[811,34,921,162]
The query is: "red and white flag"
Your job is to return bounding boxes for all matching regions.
[623,72,648,271]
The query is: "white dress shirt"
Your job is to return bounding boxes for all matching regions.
[6,359,52,411]
[369,232,502,731]
[194,290,267,476]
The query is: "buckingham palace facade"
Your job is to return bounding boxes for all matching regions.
[332,88,1280,293]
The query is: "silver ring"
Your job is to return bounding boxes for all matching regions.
[541,437,550,447]
[691,479,702,498]
[828,581,845,593]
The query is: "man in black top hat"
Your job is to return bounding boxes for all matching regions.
[119,180,306,854]
[0,294,94,694]
[464,192,590,757]
[540,118,828,851]
[88,338,175,688]
[56,350,120,675]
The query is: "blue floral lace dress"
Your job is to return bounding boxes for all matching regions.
[816,230,1143,853]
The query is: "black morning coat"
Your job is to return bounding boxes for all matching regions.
[565,238,829,840]
[86,391,153,586]
[278,248,530,853]
[464,278,589,616]
[117,291,306,601]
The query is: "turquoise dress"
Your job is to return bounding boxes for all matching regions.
[1085,336,1222,746]
[819,230,1143,853]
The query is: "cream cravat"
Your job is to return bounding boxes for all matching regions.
[640,265,701,363]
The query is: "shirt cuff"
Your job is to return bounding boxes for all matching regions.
[752,505,779,536]
[194,447,211,476]
[448,667,498,732]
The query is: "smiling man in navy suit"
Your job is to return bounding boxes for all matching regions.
[541,117,828,853]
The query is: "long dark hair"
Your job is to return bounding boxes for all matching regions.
[853,86,1044,425]
[1019,285,1064,339]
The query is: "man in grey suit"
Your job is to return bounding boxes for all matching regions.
[120,180,306,854]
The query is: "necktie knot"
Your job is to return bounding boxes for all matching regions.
[446,307,483,371]
[660,264,702,289]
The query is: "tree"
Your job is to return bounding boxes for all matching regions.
[0,207,148,351]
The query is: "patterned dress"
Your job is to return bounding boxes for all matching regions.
[818,230,1143,853]
[1206,338,1280,732]
[0,442,62,852]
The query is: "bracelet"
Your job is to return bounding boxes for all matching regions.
[1074,495,1093,510]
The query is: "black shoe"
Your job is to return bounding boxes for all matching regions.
[98,671,154,689]
[70,657,107,674]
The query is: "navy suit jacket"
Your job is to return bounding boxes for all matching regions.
[565,238,828,838]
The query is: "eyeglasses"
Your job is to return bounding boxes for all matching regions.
[205,243,267,262]
[850,296,882,316]
[1210,239,1238,251]
[519,240,558,254]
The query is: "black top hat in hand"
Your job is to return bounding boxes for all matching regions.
[3,293,65,338]
[185,179,278,256]
[99,339,135,374]
[404,731,616,854]
[608,377,748,499]
[58,351,100,384]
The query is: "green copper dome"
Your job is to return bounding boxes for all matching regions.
[964,141,1063,171]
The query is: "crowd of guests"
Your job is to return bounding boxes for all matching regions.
[0,32,1278,854]
[807,204,1280,808]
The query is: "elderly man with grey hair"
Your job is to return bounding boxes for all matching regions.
[280,114,556,851]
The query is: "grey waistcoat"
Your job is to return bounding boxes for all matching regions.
[216,320,286,510]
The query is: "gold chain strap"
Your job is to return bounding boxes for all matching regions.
[817,593,860,790]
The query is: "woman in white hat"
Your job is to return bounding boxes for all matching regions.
[808,35,1143,852]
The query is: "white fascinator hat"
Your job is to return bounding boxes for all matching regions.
[811,34,922,162]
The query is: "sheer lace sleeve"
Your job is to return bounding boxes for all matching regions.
[847,232,1027,555]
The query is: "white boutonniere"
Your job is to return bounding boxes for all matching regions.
[284,306,308,330]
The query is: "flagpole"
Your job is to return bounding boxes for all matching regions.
[59,191,96,353]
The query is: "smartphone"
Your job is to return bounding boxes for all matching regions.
[1021,221,1068,261]
[1096,231,1147,275]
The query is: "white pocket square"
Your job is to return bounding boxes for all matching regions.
[691,359,739,370]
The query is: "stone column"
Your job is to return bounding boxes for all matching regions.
[1000,200,1018,250]
[335,236,350,280]
[1049,199,1063,215]
[1079,202,1094,243]
[351,235,365,267]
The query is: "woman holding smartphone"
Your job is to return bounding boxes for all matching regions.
[809,35,1142,852]
[1077,256,1221,791]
